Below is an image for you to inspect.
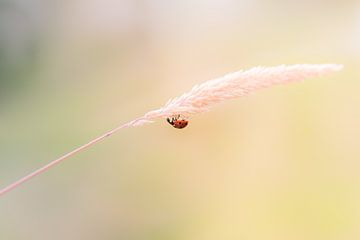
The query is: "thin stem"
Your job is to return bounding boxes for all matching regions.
[0,117,145,197]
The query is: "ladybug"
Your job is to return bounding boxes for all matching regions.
[166,115,189,129]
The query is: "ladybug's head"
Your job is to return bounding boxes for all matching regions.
[166,117,174,125]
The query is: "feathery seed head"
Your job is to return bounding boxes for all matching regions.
[143,64,343,122]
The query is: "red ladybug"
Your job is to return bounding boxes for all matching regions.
[167,115,189,129]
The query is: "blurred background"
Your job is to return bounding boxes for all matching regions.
[0,0,359,239]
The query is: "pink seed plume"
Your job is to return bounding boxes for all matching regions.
[144,64,343,119]
[0,64,343,196]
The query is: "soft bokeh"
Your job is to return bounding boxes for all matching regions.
[1,1,359,239]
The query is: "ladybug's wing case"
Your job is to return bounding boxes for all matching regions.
[173,120,188,129]
[181,120,188,128]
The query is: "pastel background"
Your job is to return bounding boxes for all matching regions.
[0,1,359,239]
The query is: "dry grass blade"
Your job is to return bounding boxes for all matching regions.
[0,63,343,196]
